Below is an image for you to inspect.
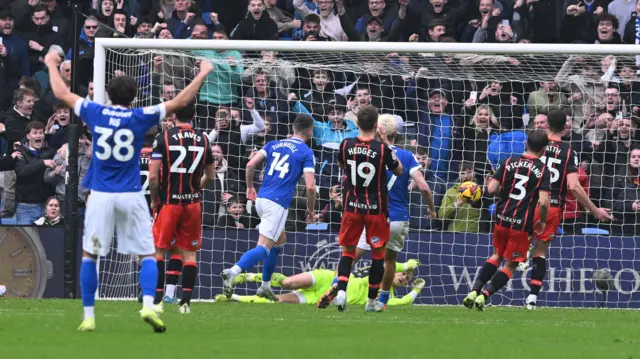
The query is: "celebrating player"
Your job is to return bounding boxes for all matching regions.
[349,114,436,308]
[149,103,215,314]
[463,130,550,311]
[320,106,403,313]
[216,263,425,306]
[525,109,614,310]
[45,49,213,332]
[221,115,317,301]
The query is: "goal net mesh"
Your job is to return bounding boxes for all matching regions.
[94,45,640,307]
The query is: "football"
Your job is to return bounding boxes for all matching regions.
[458,181,482,203]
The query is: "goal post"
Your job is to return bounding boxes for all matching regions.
[91,38,640,307]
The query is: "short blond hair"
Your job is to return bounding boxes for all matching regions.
[377,114,398,139]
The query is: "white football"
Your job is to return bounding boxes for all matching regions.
[0,285,6,297]
[48,44,65,59]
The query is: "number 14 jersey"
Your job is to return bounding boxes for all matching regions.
[258,137,315,209]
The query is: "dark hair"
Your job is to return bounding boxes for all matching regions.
[597,13,619,31]
[225,195,241,208]
[416,146,428,156]
[527,129,549,153]
[547,109,566,133]
[13,88,37,104]
[107,76,137,106]
[213,28,228,38]
[113,9,127,17]
[32,4,48,14]
[138,16,153,25]
[45,196,60,207]
[174,102,196,123]
[19,76,41,95]
[293,114,314,134]
[144,127,159,147]
[428,19,446,31]
[26,120,45,134]
[355,83,370,93]
[460,161,474,172]
[304,13,320,24]
[163,80,174,86]
[356,105,379,131]
[53,103,70,112]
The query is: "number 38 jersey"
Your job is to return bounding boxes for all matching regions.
[257,137,315,209]
[152,123,214,205]
[493,154,550,233]
[540,137,578,208]
[339,137,400,216]
[74,99,166,193]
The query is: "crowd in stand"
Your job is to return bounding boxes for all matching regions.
[0,0,638,236]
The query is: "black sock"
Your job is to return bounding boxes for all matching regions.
[484,269,512,297]
[530,257,546,295]
[368,258,384,300]
[336,255,354,292]
[166,257,183,287]
[154,258,165,304]
[473,260,499,294]
[180,263,197,306]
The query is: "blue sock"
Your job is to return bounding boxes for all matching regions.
[331,277,338,286]
[378,290,390,305]
[139,257,158,300]
[237,245,270,272]
[80,258,98,308]
[262,246,282,282]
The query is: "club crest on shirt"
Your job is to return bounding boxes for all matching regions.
[191,240,198,247]
[371,237,380,245]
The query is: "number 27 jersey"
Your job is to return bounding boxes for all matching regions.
[257,138,315,209]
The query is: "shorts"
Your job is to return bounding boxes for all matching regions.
[255,198,288,241]
[339,212,389,249]
[83,190,154,257]
[153,202,202,251]
[357,221,409,252]
[533,206,562,242]
[296,269,335,304]
[492,224,530,263]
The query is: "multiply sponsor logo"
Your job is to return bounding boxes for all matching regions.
[446,266,640,294]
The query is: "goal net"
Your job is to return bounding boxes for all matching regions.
[92,40,640,308]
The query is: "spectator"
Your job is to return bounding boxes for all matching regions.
[14,121,55,225]
[202,144,241,228]
[623,1,640,43]
[409,146,446,231]
[159,81,176,102]
[337,0,404,42]
[292,13,329,41]
[264,0,301,36]
[151,29,195,91]
[595,13,622,43]
[231,0,279,40]
[606,146,640,235]
[310,95,359,148]
[465,80,523,130]
[561,0,609,43]
[595,117,636,173]
[16,4,63,75]
[562,167,590,233]
[66,17,99,87]
[456,104,499,184]
[486,121,527,172]
[532,114,549,130]
[44,103,70,150]
[293,0,345,41]
[166,0,199,39]
[40,0,71,49]
[562,111,594,169]
[423,19,447,42]
[610,0,636,37]
[585,111,614,144]
[216,196,249,229]
[618,62,640,117]
[419,0,469,41]
[438,162,481,233]
[601,85,623,117]
[92,0,115,22]
[242,51,296,98]
[316,183,343,232]
[33,196,62,226]
[345,85,372,121]
[355,0,398,36]
[526,81,569,123]
[473,22,517,44]
[462,0,502,43]
[97,9,133,38]
[0,9,29,108]
[44,135,91,209]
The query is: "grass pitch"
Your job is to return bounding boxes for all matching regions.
[1,300,639,359]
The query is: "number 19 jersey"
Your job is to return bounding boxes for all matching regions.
[258,137,315,209]
[74,99,166,193]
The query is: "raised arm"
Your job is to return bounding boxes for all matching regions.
[44,51,83,108]
[240,109,266,144]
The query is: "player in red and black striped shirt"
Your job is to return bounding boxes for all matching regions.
[525,109,613,309]
[463,130,550,311]
[319,106,402,313]
[149,103,215,312]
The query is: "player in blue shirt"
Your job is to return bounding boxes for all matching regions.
[222,115,317,301]
[45,50,213,332]
[352,115,437,308]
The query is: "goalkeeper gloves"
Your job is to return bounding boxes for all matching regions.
[411,278,426,293]
[405,259,421,271]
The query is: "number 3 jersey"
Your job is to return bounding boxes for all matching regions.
[493,154,550,233]
[152,124,214,205]
[338,137,400,216]
[74,99,166,193]
[258,137,315,209]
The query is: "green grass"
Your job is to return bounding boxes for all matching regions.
[1,300,639,359]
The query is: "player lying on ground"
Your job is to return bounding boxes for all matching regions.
[216,267,425,305]
[221,115,317,302]
[328,114,436,309]
[463,130,551,311]
[524,109,614,310]
[45,48,213,332]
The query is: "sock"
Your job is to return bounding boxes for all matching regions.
[530,256,546,296]
[165,255,183,298]
[80,257,98,318]
[378,290,390,305]
[233,295,273,303]
[368,258,384,300]
[180,262,197,306]
[473,259,499,294]
[336,253,354,292]
[331,277,338,286]
[236,245,270,272]
[154,256,165,304]
[261,245,282,287]
[484,268,513,297]
[139,257,158,309]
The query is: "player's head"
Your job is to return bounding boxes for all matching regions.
[292,114,314,141]
[356,105,379,132]
[526,129,549,156]
[107,76,138,107]
[392,270,414,287]
[546,109,566,134]
[144,126,159,148]
[173,101,196,124]
[377,114,397,144]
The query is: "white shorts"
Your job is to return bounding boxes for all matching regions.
[255,198,288,241]
[357,221,410,253]
[83,190,154,257]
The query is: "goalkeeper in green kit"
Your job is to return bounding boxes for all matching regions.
[216,260,424,305]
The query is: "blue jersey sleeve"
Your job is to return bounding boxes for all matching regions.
[74,99,104,129]
[135,103,167,130]
[303,148,315,173]
[408,153,421,176]
[259,141,273,160]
